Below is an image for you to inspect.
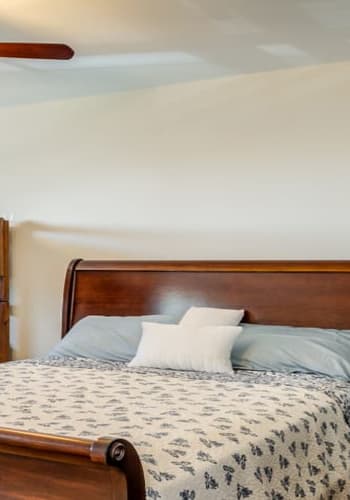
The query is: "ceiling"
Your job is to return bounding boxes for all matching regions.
[1,0,350,105]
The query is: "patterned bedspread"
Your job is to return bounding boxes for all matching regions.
[0,358,350,500]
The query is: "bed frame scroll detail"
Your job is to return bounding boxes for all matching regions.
[0,428,145,500]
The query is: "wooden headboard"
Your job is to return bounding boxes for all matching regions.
[62,259,350,336]
[0,219,9,362]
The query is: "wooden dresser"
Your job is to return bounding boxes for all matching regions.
[0,218,9,362]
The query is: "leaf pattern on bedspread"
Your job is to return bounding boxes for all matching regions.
[0,357,349,499]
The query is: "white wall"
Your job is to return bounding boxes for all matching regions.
[1,61,350,359]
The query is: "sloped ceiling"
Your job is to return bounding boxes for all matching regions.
[1,0,350,105]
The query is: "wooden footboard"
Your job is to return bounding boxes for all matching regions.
[0,428,145,500]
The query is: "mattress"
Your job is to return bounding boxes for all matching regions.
[1,357,349,499]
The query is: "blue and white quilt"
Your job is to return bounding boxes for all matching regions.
[0,358,349,499]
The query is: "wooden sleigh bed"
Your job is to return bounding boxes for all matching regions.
[0,218,9,363]
[1,258,350,499]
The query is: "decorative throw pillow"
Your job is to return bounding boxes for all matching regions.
[179,306,244,327]
[129,322,242,373]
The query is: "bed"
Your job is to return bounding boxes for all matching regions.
[0,259,350,499]
[0,218,9,363]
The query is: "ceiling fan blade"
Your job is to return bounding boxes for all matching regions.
[0,43,74,60]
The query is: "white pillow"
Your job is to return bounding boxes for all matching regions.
[179,306,244,327]
[129,322,242,373]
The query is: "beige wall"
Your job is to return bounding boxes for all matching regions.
[1,61,350,359]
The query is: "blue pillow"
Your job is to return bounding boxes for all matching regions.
[232,323,350,380]
[49,314,176,362]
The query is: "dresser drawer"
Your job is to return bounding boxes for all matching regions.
[0,276,8,302]
[0,301,9,362]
